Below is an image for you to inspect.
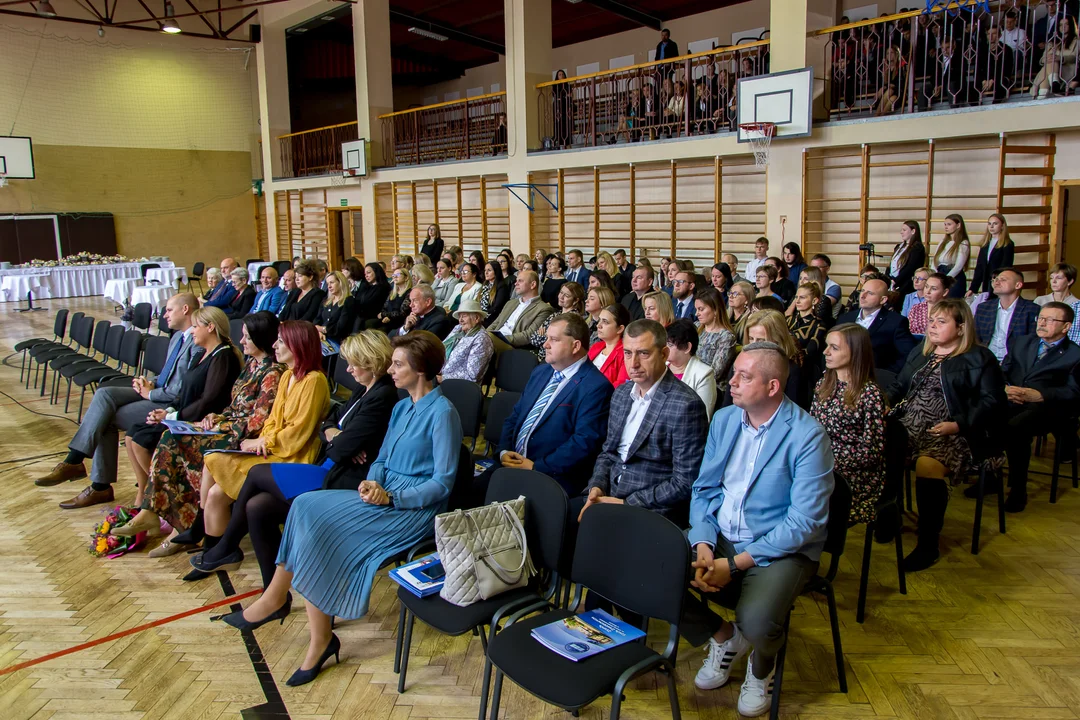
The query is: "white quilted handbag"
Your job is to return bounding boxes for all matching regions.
[434,496,536,607]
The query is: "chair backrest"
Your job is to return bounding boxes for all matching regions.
[439,379,483,441]
[139,263,161,280]
[245,258,262,266]
[229,319,245,347]
[104,325,125,363]
[191,261,205,279]
[572,504,690,626]
[488,468,569,574]
[447,444,475,512]
[91,320,112,354]
[142,335,172,376]
[333,354,361,394]
[52,308,69,340]
[494,349,539,393]
[158,307,172,336]
[73,316,95,349]
[118,330,143,369]
[874,369,897,391]
[823,473,852,560]
[132,303,153,330]
[272,260,292,277]
[483,391,520,449]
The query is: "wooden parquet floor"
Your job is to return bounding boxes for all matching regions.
[1,297,1079,720]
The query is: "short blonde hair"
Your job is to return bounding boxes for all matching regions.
[923,298,977,357]
[192,306,242,361]
[411,264,434,285]
[340,330,393,377]
[642,290,675,326]
[745,309,799,361]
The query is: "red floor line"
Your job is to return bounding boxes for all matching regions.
[0,588,262,676]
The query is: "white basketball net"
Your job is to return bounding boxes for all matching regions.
[741,123,776,169]
[0,173,8,188]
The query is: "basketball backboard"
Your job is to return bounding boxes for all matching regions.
[341,139,368,177]
[0,136,35,179]
[736,68,813,143]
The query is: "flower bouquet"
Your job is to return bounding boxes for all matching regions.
[19,253,150,269]
[89,505,147,558]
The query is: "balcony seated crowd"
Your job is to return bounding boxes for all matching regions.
[27,211,1080,716]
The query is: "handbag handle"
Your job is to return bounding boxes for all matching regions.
[465,502,528,577]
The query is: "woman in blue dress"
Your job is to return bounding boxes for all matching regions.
[213,330,463,687]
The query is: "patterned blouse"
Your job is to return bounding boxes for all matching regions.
[214,356,285,441]
[908,301,929,335]
[442,325,495,383]
[810,378,886,524]
[529,310,584,362]
[697,328,736,391]
[788,313,827,356]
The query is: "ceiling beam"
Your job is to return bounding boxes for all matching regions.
[388,9,504,55]
[578,0,662,30]
[0,7,252,40]
[222,8,256,37]
[113,0,327,27]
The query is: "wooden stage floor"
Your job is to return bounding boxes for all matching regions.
[1,297,1079,720]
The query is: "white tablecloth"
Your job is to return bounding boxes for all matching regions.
[0,261,175,301]
[146,267,188,287]
[132,285,174,309]
[0,273,50,302]
[247,262,272,281]
[103,278,141,306]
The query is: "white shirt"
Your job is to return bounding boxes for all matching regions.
[986,237,998,257]
[497,295,537,336]
[502,356,587,459]
[1001,26,1028,52]
[745,257,767,281]
[716,404,783,543]
[618,370,666,462]
[592,350,608,370]
[856,307,882,329]
[989,298,1018,361]
[890,245,905,276]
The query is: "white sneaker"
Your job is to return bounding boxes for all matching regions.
[737,651,776,717]
[694,626,750,690]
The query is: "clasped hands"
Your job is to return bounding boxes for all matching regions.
[1005,385,1043,404]
[500,451,534,471]
[576,486,625,522]
[358,480,389,505]
[132,375,154,400]
[691,543,734,593]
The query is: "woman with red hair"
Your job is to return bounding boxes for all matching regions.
[191,321,330,577]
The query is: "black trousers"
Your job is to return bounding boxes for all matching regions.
[1005,403,1055,489]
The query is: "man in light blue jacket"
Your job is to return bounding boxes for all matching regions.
[682,341,834,718]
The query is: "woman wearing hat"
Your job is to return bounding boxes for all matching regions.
[438,298,494,383]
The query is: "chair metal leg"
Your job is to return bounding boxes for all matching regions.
[664,663,682,720]
[477,657,493,720]
[488,669,504,720]
[1072,437,1078,489]
[856,521,873,624]
[397,610,415,693]
[905,467,913,511]
[478,625,489,651]
[19,351,27,383]
[769,614,791,720]
[895,524,907,595]
[972,466,985,555]
[77,385,88,423]
[393,603,406,673]
[1051,437,1062,503]
[825,582,847,693]
[64,377,74,414]
[996,468,1006,535]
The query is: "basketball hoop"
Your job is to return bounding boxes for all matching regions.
[0,173,8,188]
[740,123,776,169]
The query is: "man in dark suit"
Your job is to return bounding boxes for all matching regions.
[564,249,591,287]
[836,278,916,373]
[395,285,454,340]
[613,249,636,290]
[974,25,1015,101]
[474,313,613,502]
[974,267,1039,362]
[655,28,679,61]
[673,271,699,322]
[621,266,652,321]
[998,302,1080,512]
[580,319,708,523]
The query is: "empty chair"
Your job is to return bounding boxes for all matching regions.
[139,263,162,284]
[245,258,262,267]
[132,303,153,331]
[438,378,483,450]
[16,308,69,382]
[189,261,205,294]
[92,330,145,390]
[493,349,539,393]
[229,318,245,348]
[69,327,130,421]
[272,260,292,278]
[47,319,110,402]
[100,334,169,390]
[30,315,92,391]
[53,321,117,409]
[479,391,520,457]
[158,306,172,336]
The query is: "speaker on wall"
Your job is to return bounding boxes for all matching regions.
[250,24,261,42]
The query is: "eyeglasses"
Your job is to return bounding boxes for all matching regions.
[673,279,689,285]
[1037,316,1068,325]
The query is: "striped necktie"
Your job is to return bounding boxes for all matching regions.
[515,370,564,455]
[1037,341,1050,362]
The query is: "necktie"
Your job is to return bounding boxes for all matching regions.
[1037,342,1050,362]
[678,300,687,317]
[515,371,564,455]
[156,335,187,389]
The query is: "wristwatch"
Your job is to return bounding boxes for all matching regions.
[386,490,395,508]
[727,556,740,578]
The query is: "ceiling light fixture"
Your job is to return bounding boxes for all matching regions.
[35,0,57,17]
[161,2,181,34]
[565,0,584,4]
[408,26,448,41]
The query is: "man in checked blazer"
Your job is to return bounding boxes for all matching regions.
[998,301,1080,512]
[974,267,1039,362]
[580,319,709,523]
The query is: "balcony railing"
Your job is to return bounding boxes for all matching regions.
[277,121,359,179]
[816,1,1079,119]
[378,92,507,168]
[534,40,770,151]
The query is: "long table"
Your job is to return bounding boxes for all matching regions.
[0,261,175,302]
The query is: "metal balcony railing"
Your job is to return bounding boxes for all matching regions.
[378,92,507,168]
[276,121,360,179]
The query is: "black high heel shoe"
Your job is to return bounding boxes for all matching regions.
[212,593,292,631]
[171,510,204,545]
[286,633,341,687]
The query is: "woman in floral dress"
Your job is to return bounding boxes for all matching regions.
[810,323,886,525]
[128,312,284,551]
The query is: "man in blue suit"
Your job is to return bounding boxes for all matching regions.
[836,277,916,373]
[564,249,591,287]
[472,313,613,502]
[672,270,698,321]
[681,342,834,718]
[250,266,287,315]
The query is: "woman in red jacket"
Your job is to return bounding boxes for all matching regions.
[587,303,630,386]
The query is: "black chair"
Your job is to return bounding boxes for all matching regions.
[189,262,205,295]
[855,493,906,624]
[272,260,292,278]
[28,313,89,391]
[394,468,569,695]
[482,503,688,720]
[91,330,145,390]
[229,319,245,347]
[47,319,110,402]
[332,354,361,399]
[158,306,172,336]
[245,258,262,267]
[139,263,162,284]
[493,349,538,393]
[16,308,69,383]
[439,379,484,450]
[1050,417,1079,504]
[58,324,126,414]
[874,369,897,390]
[99,333,169,390]
[907,459,1005,554]
[767,474,852,720]
[132,303,153,331]
[479,391,520,458]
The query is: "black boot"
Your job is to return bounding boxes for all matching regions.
[903,477,947,572]
[172,510,204,545]
[873,502,901,544]
[1005,473,1027,513]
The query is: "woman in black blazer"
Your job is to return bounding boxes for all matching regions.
[480,261,511,327]
[888,220,928,301]
[316,271,357,344]
[280,259,327,323]
[352,262,391,327]
[189,330,399,586]
[224,271,257,319]
[419,224,444,266]
[968,213,1015,297]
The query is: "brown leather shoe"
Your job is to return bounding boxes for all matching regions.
[59,485,114,510]
[34,462,87,487]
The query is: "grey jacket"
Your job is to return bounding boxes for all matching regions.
[148,331,204,404]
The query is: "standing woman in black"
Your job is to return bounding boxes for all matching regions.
[352,262,391,327]
[280,260,327,323]
[419,224,444,267]
[888,220,928,302]
[316,271,356,345]
[967,213,1015,298]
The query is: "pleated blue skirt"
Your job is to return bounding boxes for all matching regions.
[277,488,440,619]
